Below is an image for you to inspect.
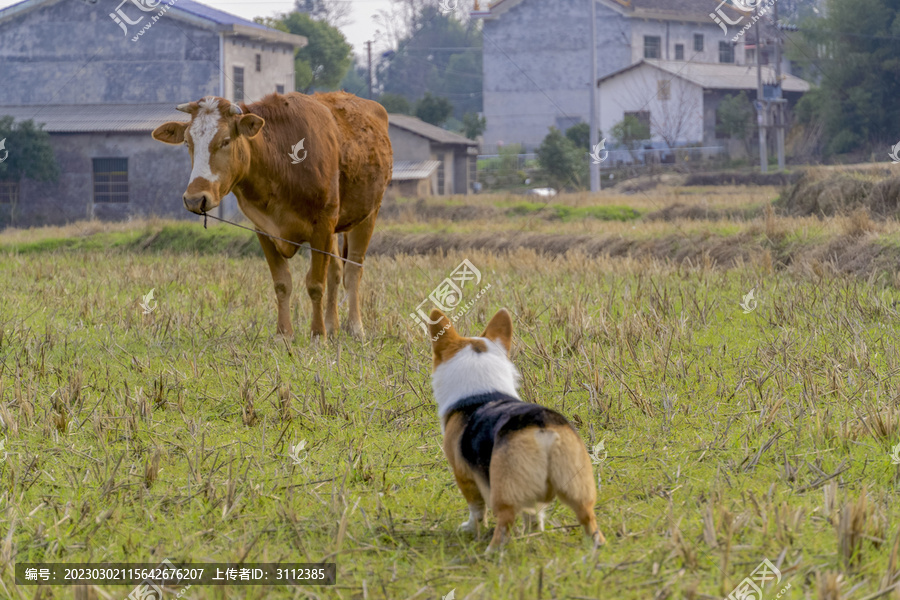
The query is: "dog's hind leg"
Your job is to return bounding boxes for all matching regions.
[486,503,516,553]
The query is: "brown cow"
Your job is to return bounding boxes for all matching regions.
[151,92,392,339]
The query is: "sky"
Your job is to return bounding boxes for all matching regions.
[0,0,395,57]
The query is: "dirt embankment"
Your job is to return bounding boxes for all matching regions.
[779,168,900,217]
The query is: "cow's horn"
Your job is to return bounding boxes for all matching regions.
[229,103,242,115]
[176,103,193,113]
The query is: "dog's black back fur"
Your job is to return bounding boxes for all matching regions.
[446,392,571,481]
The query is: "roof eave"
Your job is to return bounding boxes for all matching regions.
[388,117,477,146]
[596,0,745,24]
[0,0,306,49]
[224,23,307,48]
[0,0,60,27]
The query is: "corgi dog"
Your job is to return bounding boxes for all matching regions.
[428,307,605,552]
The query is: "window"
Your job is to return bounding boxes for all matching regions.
[719,41,735,63]
[233,66,244,102]
[93,158,129,204]
[746,48,756,63]
[675,44,684,60]
[644,36,661,59]
[658,80,671,101]
[0,181,19,204]
[624,111,651,138]
[255,54,261,72]
[276,84,285,94]
[694,34,704,52]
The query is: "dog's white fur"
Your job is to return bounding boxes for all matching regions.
[431,337,521,424]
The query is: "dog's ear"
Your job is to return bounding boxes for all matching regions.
[482,308,513,354]
[429,309,460,360]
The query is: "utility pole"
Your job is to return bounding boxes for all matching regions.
[773,1,785,171]
[755,5,768,173]
[366,41,374,99]
[589,0,600,192]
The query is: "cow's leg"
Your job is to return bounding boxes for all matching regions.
[343,210,378,339]
[324,234,342,336]
[306,230,332,338]
[257,232,293,338]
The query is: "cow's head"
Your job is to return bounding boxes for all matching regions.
[152,96,265,214]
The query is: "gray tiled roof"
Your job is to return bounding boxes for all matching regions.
[388,114,478,147]
[170,0,270,31]
[488,0,743,22]
[598,60,811,93]
[0,0,305,46]
[0,104,185,133]
[392,160,441,181]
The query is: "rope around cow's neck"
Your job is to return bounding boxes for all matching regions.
[201,212,364,268]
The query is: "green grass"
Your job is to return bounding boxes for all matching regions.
[3,191,900,599]
[504,202,641,222]
[0,223,263,257]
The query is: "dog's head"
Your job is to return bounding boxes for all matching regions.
[428,308,520,414]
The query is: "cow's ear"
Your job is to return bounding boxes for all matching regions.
[152,121,188,145]
[236,114,265,139]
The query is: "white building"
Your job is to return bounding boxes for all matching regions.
[597,60,810,152]
[475,0,779,152]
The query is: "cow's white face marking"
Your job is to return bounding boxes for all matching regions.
[188,97,222,184]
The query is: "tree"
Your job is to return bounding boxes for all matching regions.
[651,80,700,149]
[791,0,900,155]
[259,12,352,93]
[611,115,650,148]
[375,1,483,118]
[294,0,352,29]
[379,93,412,115]
[415,93,454,126]
[0,117,59,225]
[716,92,754,155]
[339,55,370,98]
[536,128,587,191]
[0,117,59,183]
[565,122,591,150]
[611,115,651,163]
[462,113,486,140]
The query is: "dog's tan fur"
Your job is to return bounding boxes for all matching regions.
[429,308,606,552]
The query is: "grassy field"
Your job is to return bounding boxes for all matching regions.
[3,183,900,599]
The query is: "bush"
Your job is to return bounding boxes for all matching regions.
[565,122,591,151]
[536,128,587,191]
[414,93,454,126]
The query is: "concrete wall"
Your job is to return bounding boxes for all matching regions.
[0,0,220,105]
[387,128,474,196]
[598,63,704,145]
[630,20,746,65]
[482,0,632,152]
[453,149,474,196]
[481,0,749,151]
[224,37,296,103]
[388,127,433,162]
[0,131,191,227]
